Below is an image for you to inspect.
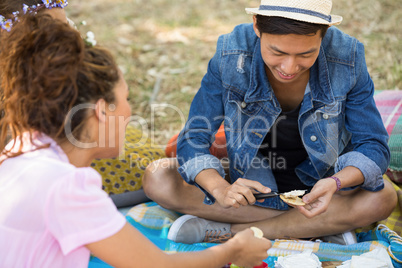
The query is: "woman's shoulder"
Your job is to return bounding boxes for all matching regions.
[45,164,102,191]
[1,147,101,191]
[45,166,105,209]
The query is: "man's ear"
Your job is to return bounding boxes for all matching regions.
[95,99,107,123]
[252,15,261,38]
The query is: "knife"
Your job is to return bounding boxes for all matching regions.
[253,192,280,199]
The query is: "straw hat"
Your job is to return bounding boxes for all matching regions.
[245,0,343,26]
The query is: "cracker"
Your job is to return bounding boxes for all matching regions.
[250,226,263,238]
[280,194,306,206]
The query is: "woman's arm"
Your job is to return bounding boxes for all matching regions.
[86,222,271,268]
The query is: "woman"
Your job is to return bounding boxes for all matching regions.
[0,13,271,268]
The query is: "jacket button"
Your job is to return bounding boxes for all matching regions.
[323,114,329,119]
[310,135,317,142]
[241,101,247,109]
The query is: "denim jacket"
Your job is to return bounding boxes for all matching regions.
[176,23,390,205]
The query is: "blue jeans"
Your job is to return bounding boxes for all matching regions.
[239,152,289,211]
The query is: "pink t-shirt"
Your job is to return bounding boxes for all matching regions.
[0,134,126,268]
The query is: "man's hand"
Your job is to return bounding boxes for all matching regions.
[212,178,270,208]
[297,178,338,218]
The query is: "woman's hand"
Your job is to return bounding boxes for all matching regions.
[226,228,271,267]
[212,178,270,208]
[297,178,338,218]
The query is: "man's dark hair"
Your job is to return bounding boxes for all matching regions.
[255,15,329,38]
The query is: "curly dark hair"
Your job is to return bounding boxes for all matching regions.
[0,13,120,162]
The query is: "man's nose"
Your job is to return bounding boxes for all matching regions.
[281,57,299,75]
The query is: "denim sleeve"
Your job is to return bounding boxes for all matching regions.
[176,36,226,205]
[342,41,390,187]
[334,151,384,191]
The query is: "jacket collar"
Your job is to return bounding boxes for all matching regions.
[308,46,335,105]
[245,41,274,103]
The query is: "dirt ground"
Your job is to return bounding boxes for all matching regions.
[67,0,402,147]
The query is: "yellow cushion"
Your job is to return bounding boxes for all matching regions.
[91,125,165,195]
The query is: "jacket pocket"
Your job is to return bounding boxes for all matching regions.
[313,101,344,141]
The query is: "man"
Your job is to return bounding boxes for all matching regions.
[143,0,397,245]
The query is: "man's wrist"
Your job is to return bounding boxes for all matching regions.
[211,184,229,200]
[195,169,229,197]
[329,176,342,191]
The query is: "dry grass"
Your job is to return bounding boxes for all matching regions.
[67,0,402,147]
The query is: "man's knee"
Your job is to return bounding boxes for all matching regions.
[142,158,180,206]
[355,180,397,226]
[376,179,398,220]
[143,158,176,198]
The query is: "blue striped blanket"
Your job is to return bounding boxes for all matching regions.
[89,201,402,268]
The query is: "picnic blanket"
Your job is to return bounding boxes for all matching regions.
[88,200,402,268]
[374,90,402,174]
